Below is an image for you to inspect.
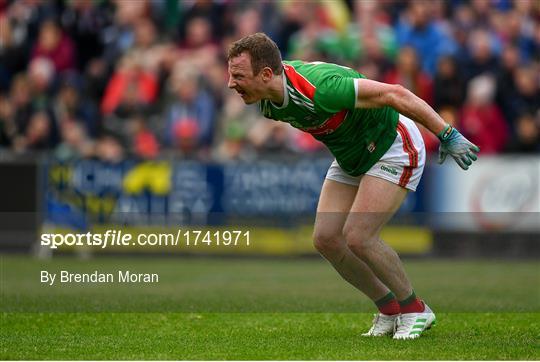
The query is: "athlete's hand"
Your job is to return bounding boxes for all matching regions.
[437,125,480,170]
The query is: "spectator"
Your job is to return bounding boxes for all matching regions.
[513,0,536,30]
[101,51,158,116]
[163,62,216,154]
[383,46,433,105]
[84,58,111,103]
[359,33,394,77]
[53,72,100,138]
[274,0,304,56]
[101,0,149,64]
[28,57,55,106]
[470,0,494,28]
[286,2,330,61]
[505,112,540,153]
[247,120,294,156]
[14,111,55,152]
[0,91,16,147]
[532,19,540,63]
[357,59,384,81]
[94,132,125,163]
[55,121,94,161]
[497,10,535,62]
[131,17,163,73]
[451,4,476,63]
[433,55,464,111]
[213,121,252,162]
[178,16,220,71]
[7,0,59,50]
[213,92,264,161]
[150,0,181,34]
[297,1,397,68]
[495,44,520,122]
[203,60,228,108]
[506,65,540,126]
[60,0,112,71]
[179,0,226,42]
[395,0,456,76]
[234,8,262,40]
[31,19,76,73]
[8,74,33,140]
[352,0,398,66]
[460,75,509,154]
[0,14,28,92]
[0,0,538,158]
[463,29,500,81]
[12,63,58,145]
[127,114,160,160]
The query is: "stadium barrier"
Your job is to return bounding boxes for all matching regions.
[0,153,538,257]
[0,153,42,251]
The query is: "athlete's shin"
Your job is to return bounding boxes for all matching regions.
[313,233,389,300]
[344,232,413,301]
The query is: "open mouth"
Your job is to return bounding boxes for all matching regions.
[237,89,246,97]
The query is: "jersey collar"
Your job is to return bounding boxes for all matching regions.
[269,72,289,109]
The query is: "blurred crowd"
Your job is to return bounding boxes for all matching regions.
[0,0,539,163]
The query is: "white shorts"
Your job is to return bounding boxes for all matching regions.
[325,115,426,191]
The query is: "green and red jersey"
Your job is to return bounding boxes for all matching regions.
[259,60,399,176]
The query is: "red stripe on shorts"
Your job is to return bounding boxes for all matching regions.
[399,166,413,187]
[396,121,419,187]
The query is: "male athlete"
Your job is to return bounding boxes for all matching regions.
[227,33,479,339]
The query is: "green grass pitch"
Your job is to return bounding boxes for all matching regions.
[1,255,539,360]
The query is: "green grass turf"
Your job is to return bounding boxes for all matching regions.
[2,312,538,360]
[1,255,539,359]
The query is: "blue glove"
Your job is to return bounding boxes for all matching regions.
[437,125,480,170]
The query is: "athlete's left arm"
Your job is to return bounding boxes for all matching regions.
[355,78,479,170]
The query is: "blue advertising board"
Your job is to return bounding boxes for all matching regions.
[45,157,428,228]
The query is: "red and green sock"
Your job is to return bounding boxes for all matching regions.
[399,291,425,314]
[375,291,400,315]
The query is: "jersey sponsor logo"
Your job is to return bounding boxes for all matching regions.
[303,115,316,123]
[300,110,348,136]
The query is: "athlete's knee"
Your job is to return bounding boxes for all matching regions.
[342,224,378,258]
[313,229,343,256]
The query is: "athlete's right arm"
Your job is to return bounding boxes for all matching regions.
[354,78,479,170]
[355,79,447,135]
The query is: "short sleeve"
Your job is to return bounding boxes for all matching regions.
[314,76,358,114]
